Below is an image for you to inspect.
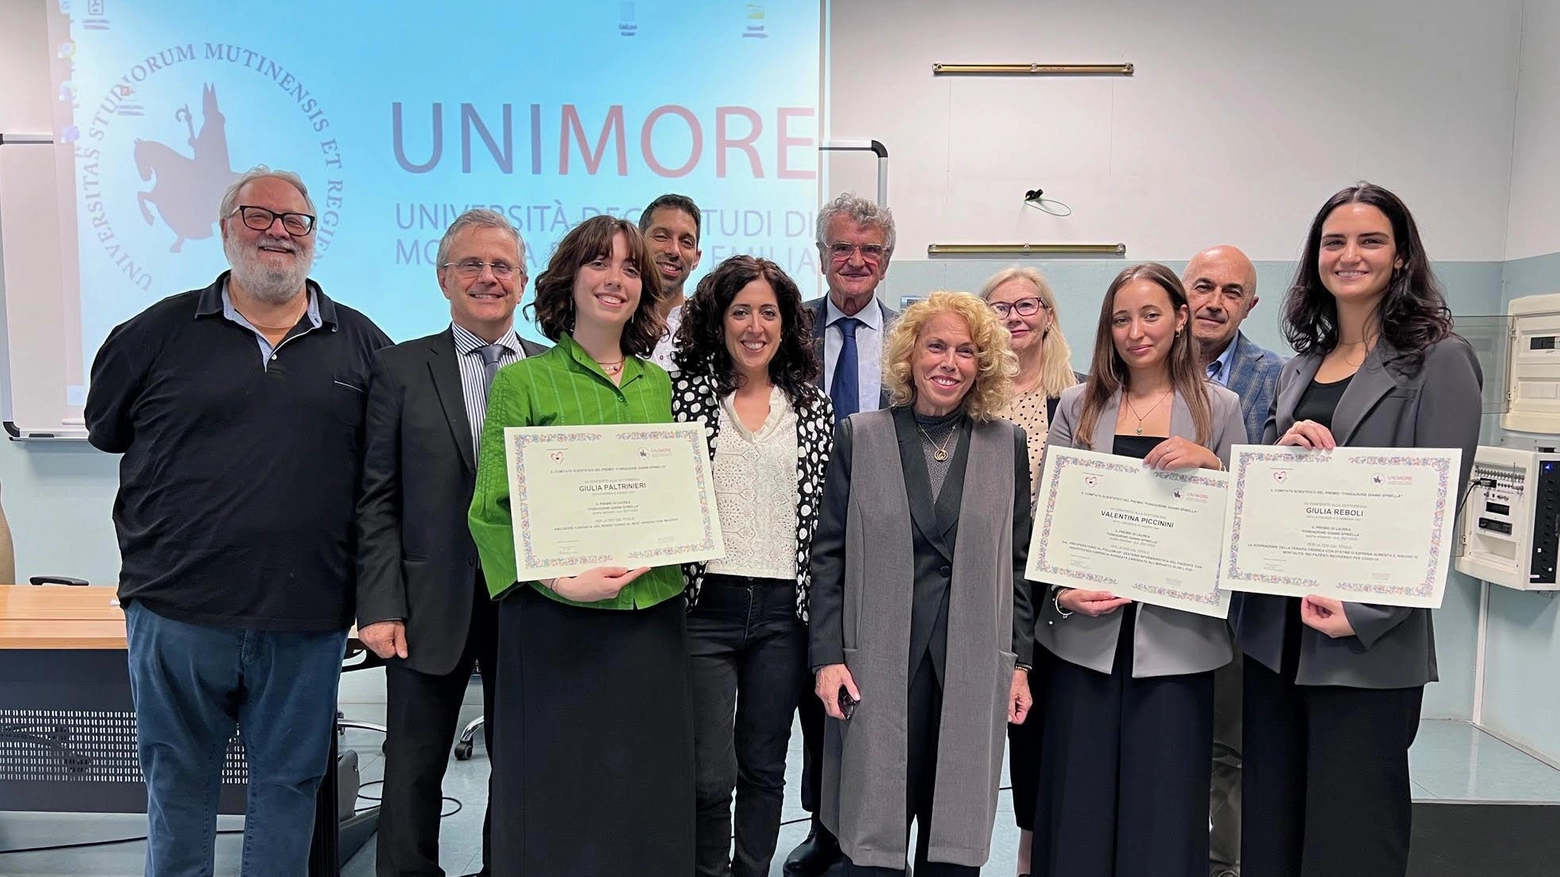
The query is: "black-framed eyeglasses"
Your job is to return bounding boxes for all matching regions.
[441,259,522,280]
[990,297,1047,318]
[827,242,888,263]
[230,205,316,236]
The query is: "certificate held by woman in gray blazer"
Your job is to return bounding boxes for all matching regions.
[1030,262,1245,877]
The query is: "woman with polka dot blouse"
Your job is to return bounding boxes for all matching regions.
[669,255,834,877]
[979,266,1081,877]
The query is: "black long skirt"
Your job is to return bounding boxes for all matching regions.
[490,585,695,877]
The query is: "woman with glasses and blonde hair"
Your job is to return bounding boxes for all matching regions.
[977,266,1080,877]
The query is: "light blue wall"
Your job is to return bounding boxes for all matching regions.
[0,256,1506,721]
[1483,250,1560,761]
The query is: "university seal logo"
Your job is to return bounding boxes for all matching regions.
[135,84,238,252]
[74,42,347,295]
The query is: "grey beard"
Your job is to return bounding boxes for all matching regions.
[225,237,313,305]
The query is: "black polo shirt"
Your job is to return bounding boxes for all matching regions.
[85,272,392,631]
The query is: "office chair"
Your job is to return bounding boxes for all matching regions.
[453,666,485,761]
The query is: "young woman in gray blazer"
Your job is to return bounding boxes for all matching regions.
[1234,183,1482,877]
[1032,263,1245,877]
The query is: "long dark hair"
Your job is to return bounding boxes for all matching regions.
[526,216,665,358]
[1077,262,1211,447]
[672,255,820,409]
[1282,182,1452,373]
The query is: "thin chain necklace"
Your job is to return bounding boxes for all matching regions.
[917,422,956,462]
[598,359,624,376]
[1123,389,1172,436]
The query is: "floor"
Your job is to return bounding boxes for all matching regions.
[2,667,1559,876]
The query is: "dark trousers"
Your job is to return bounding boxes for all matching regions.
[799,680,825,816]
[378,579,499,877]
[1006,648,1051,832]
[842,655,979,877]
[688,574,809,877]
[1210,657,1243,871]
[1241,654,1424,877]
[124,600,346,877]
[1033,621,1214,877]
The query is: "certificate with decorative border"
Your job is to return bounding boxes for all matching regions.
[1220,445,1461,608]
[1026,447,1231,619]
[503,422,725,580]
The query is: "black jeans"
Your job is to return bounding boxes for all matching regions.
[688,573,810,877]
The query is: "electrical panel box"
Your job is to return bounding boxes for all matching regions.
[1454,446,1560,591]
[1504,293,1560,433]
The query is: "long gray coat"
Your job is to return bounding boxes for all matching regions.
[808,409,1029,869]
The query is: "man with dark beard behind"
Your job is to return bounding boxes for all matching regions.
[85,166,391,877]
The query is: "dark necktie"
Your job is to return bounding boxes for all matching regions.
[477,343,507,394]
[830,317,861,420]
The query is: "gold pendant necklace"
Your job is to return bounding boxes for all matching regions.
[1124,390,1171,436]
[918,425,953,461]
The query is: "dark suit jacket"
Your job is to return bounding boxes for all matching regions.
[1232,335,1482,689]
[356,327,548,676]
[810,407,1034,682]
[804,295,899,410]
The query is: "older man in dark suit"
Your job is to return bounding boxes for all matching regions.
[1184,244,1285,877]
[357,209,547,877]
[787,192,900,877]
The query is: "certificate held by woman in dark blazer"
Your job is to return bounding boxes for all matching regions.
[809,292,1035,877]
[1233,183,1482,877]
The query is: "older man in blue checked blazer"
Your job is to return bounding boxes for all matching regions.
[1183,244,1286,877]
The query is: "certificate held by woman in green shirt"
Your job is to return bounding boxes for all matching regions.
[467,215,695,877]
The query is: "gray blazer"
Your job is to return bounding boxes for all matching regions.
[1034,381,1245,678]
[1231,335,1483,689]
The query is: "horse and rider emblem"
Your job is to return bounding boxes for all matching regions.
[134,84,239,252]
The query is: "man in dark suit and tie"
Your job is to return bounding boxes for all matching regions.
[786,192,900,877]
[1184,244,1285,877]
[357,209,547,877]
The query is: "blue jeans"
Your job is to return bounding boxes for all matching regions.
[124,601,347,877]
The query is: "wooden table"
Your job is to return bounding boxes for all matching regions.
[0,585,127,648]
[0,584,358,875]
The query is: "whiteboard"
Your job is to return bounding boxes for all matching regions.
[0,134,85,440]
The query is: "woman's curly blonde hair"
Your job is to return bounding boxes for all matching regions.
[883,291,1018,421]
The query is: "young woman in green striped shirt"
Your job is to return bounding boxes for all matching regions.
[468,215,694,877]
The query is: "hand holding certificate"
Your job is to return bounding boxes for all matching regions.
[503,422,724,581]
[1220,445,1461,608]
[1027,447,1231,618]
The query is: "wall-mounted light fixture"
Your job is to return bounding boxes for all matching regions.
[932,63,1134,76]
[927,243,1127,257]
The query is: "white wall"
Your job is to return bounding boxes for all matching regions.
[830,0,1522,263]
[0,0,50,135]
[1504,1,1560,260]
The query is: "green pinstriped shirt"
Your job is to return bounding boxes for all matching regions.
[467,333,683,609]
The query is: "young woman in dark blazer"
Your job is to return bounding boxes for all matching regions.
[669,255,834,877]
[1234,183,1482,877]
[1031,263,1245,877]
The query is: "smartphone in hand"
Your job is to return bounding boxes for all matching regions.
[838,686,858,720]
